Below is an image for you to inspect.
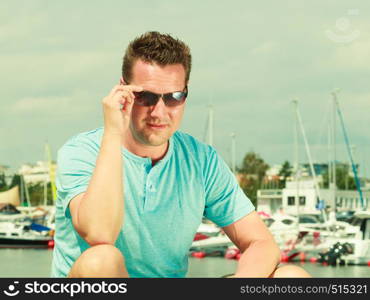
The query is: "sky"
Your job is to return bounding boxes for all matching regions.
[1,0,369,177]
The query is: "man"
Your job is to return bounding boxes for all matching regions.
[51,31,310,278]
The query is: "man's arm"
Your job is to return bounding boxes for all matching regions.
[222,211,281,277]
[68,84,142,246]
[69,131,124,246]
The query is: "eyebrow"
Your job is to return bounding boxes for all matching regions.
[140,86,187,94]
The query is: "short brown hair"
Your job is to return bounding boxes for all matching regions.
[122,31,192,83]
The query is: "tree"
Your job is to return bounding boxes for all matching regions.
[278,160,293,188]
[0,173,8,192]
[322,164,357,190]
[239,152,269,182]
[238,151,269,208]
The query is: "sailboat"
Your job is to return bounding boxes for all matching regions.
[0,143,56,248]
[279,93,370,265]
[0,190,53,248]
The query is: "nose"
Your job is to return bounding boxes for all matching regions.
[149,97,167,119]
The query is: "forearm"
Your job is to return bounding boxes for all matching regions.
[234,239,281,277]
[78,131,124,245]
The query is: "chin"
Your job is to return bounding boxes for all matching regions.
[146,135,169,146]
[138,130,170,146]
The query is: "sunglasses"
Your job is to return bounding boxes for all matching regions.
[133,86,188,107]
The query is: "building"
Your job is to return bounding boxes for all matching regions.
[258,178,370,216]
[257,189,283,215]
[18,161,57,185]
[282,179,369,215]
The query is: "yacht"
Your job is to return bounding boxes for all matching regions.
[0,203,53,248]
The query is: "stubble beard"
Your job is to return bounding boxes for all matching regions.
[131,124,171,147]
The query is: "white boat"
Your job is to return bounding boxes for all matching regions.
[190,234,233,252]
[196,222,220,236]
[286,223,362,259]
[0,203,53,247]
[262,211,366,264]
[191,220,230,252]
[0,221,52,247]
[260,213,301,252]
[338,211,370,265]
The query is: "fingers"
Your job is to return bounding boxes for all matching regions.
[121,96,134,115]
[104,84,142,115]
[116,93,132,112]
[119,90,135,101]
[106,88,133,105]
[109,84,143,97]
[118,90,131,101]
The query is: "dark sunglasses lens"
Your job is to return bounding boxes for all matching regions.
[163,92,187,107]
[134,92,158,106]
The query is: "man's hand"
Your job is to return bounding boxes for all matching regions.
[102,84,143,136]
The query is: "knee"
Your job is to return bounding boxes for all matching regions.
[271,265,311,278]
[71,244,127,277]
[85,244,124,270]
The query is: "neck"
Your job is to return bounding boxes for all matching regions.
[122,131,169,165]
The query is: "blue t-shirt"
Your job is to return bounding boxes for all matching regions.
[51,127,255,277]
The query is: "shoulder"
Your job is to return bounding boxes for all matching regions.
[172,131,220,169]
[172,131,215,157]
[58,127,104,155]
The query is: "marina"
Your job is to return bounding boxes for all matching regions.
[0,248,369,278]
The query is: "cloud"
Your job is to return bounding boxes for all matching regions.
[0,3,47,43]
[12,96,70,112]
[327,40,370,71]
[9,89,99,118]
[251,41,279,55]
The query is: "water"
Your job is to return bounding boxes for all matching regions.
[0,248,369,277]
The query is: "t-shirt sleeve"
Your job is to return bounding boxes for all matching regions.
[56,134,98,217]
[203,147,255,227]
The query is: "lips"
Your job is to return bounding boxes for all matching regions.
[147,123,167,129]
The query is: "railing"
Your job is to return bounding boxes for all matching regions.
[257,189,283,197]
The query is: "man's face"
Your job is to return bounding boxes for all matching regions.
[126,59,187,147]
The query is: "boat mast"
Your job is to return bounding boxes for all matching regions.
[334,91,365,209]
[293,99,324,220]
[331,90,337,212]
[43,178,47,206]
[328,123,332,189]
[20,173,24,205]
[292,99,300,226]
[45,142,57,205]
[21,175,31,207]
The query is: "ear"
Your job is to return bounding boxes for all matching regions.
[119,77,126,85]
